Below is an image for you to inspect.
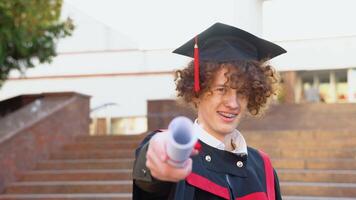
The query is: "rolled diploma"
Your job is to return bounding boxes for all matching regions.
[166,116,198,168]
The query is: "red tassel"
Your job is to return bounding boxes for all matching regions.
[194,36,200,93]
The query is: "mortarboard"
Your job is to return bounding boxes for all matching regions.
[173,22,287,93]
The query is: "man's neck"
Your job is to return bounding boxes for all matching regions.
[195,119,227,142]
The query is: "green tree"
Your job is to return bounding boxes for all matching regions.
[0,0,74,87]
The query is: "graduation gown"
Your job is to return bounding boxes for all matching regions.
[132,131,282,200]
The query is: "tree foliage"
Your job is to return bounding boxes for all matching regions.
[0,0,74,86]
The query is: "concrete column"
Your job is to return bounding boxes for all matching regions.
[347,68,356,102]
[233,0,264,36]
[329,71,337,103]
[106,116,111,135]
[295,74,302,103]
[93,118,98,135]
[281,71,296,103]
[313,74,320,89]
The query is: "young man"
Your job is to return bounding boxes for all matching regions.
[133,22,286,200]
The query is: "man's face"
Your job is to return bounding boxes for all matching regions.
[196,67,248,140]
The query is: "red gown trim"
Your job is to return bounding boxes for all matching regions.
[186,172,230,199]
[187,173,270,200]
[258,150,275,200]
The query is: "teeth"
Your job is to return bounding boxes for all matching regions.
[218,111,237,118]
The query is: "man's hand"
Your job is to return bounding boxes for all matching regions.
[145,131,198,182]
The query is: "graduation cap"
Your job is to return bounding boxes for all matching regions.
[173,22,287,93]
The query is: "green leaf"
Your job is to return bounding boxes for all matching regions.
[0,0,74,86]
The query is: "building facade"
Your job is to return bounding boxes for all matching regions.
[1,0,355,134]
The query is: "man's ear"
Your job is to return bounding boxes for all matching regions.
[192,96,200,109]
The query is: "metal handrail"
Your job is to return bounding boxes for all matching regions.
[90,102,118,113]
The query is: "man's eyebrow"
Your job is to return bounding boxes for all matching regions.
[212,84,227,88]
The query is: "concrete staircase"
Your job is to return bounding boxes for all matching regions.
[245,130,356,199]
[0,135,139,200]
[0,131,355,200]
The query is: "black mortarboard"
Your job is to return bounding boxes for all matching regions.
[173,22,287,92]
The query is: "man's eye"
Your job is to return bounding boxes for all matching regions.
[215,87,226,93]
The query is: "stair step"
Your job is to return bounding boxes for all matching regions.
[79,131,356,142]
[50,150,134,159]
[20,170,132,181]
[284,196,356,200]
[62,142,139,151]
[264,148,356,159]
[249,140,356,149]
[243,130,356,140]
[249,140,356,146]
[278,169,356,183]
[5,181,132,194]
[76,135,143,143]
[64,141,356,151]
[36,159,134,170]
[4,196,354,200]
[272,158,356,170]
[281,182,356,197]
[0,193,131,200]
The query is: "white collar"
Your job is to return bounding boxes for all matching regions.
[194,119,248,155]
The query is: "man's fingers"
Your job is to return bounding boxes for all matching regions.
[149,133,168,162]
[146,146,165,171]
[167,158,193,181]
[146,132,193,182]
[190,149,199,156]
[147,149,193,182]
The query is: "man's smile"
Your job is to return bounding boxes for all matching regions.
[217,111,238,121]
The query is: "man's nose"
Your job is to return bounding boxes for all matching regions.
[224,90,239,109]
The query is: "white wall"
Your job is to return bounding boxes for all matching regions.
[1,73,176,117]
[233,0,263,36]
[271,36,356,71]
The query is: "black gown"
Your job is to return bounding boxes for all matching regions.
[132,131,282,200]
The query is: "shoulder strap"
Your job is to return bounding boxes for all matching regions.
[258,150,275,200]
